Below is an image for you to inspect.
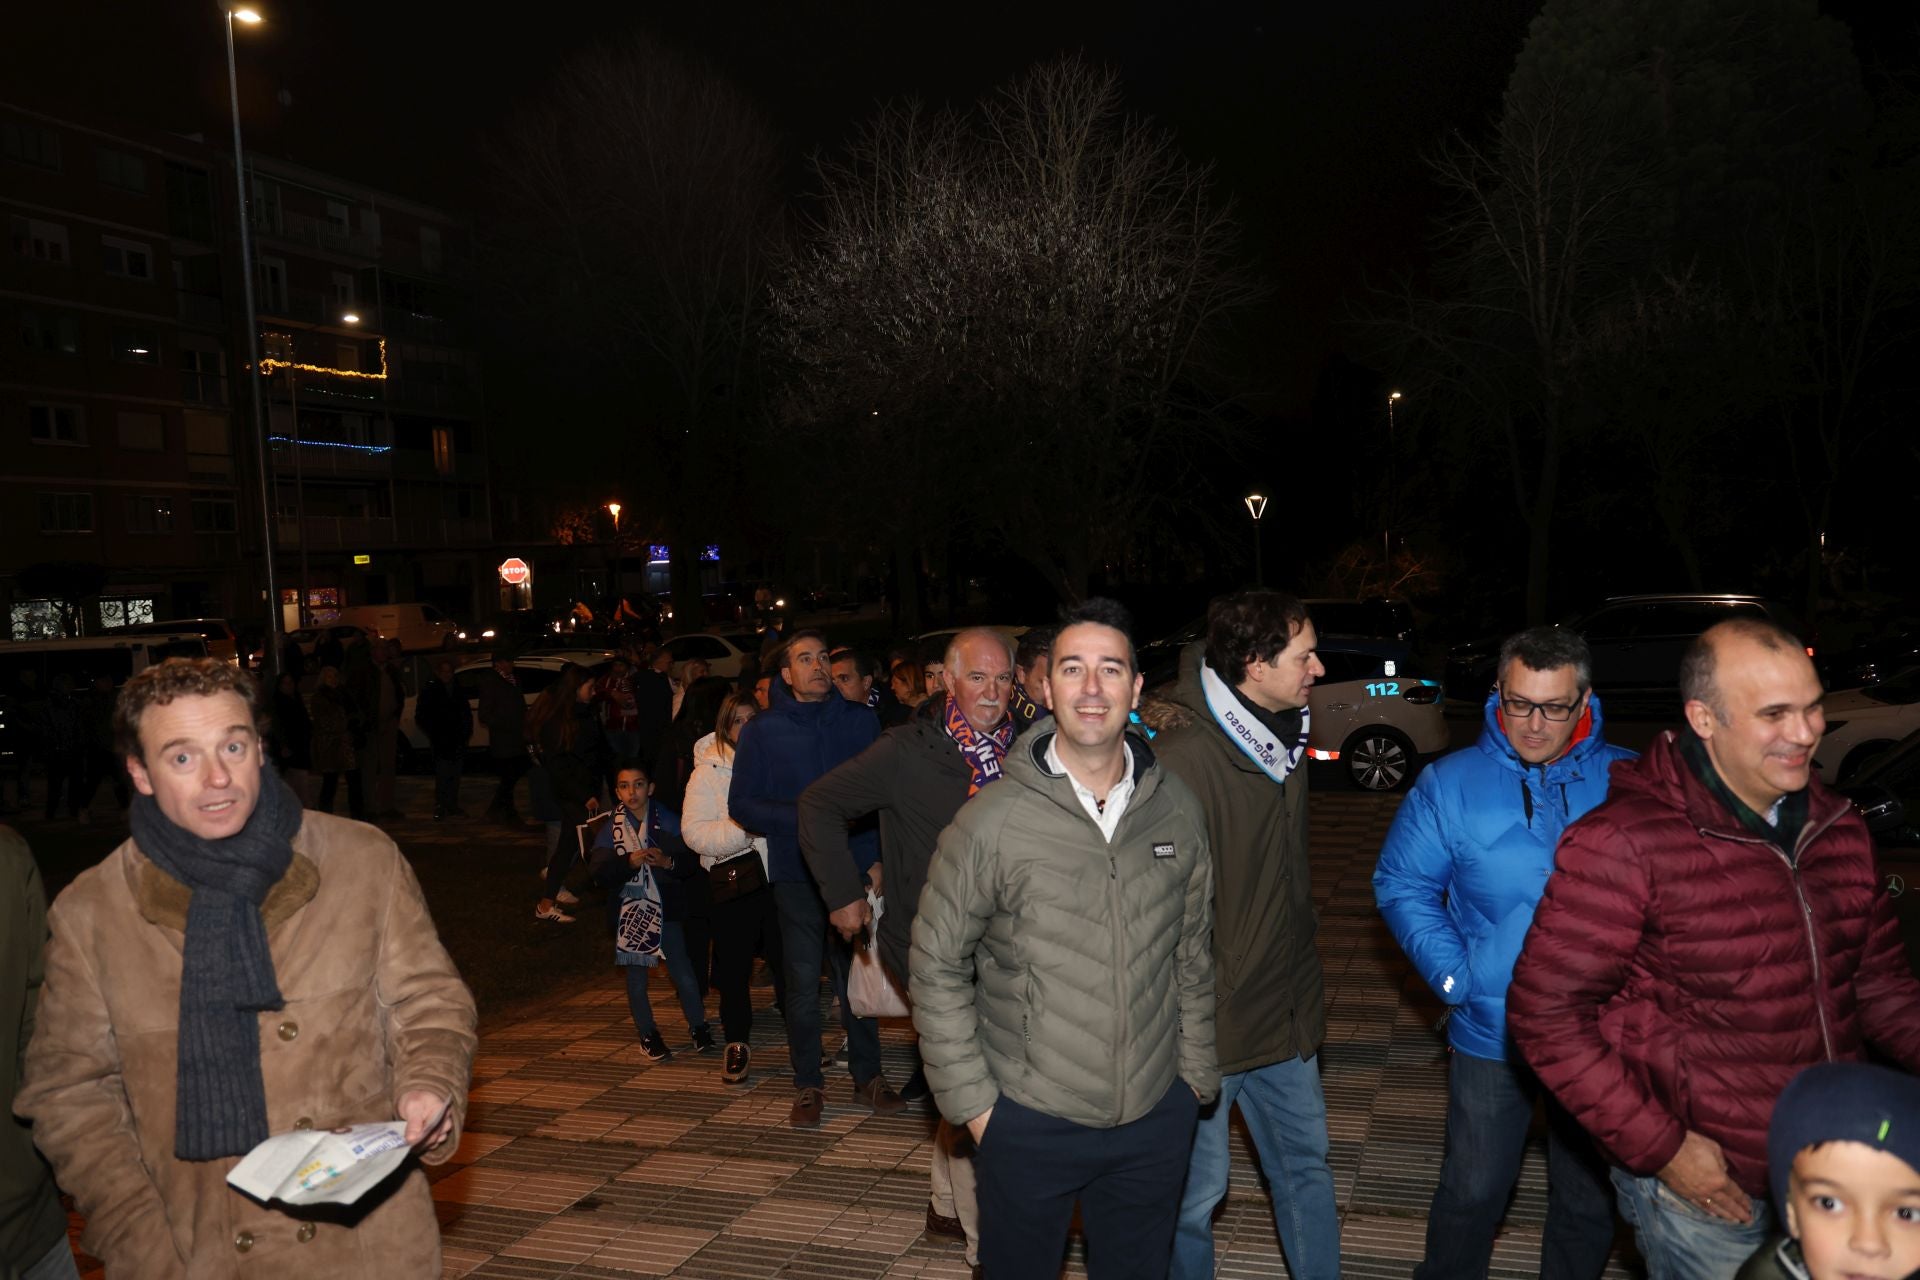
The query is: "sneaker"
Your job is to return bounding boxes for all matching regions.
[853,1075,906,1116]
[831,1039,851,1072]
[722,1042,751,1084]
[690,1023,717,1054]
[790,1086,826,1128]
[533,903,576,924]
[639,1030,672,1063]
[555,888,581,906]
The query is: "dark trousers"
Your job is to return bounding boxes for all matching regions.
[543,803,589,899]
[772,879,880,1091]
[976,1083,1200,1280]
[681,871,713,996]
[711,882,783,1044]
[432,753,463,815]
[489,753,528,817]
[1417,1049,1616,1280]
[78,747,127,812]
[316,770,365,820]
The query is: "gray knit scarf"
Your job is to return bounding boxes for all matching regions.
[130,763,303,1161]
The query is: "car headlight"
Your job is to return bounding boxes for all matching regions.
[775,598,786,608]
[481,629,495,639]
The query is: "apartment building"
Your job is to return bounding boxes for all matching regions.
[0,102,495,642]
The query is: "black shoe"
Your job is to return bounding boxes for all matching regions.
[639,1031,672,1063]
[900,1065,930,1101]
[690,1023,717,1054]
[722,1042,751,1083]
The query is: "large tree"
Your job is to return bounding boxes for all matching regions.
[482,35,784,625]
[770,58,1260,607]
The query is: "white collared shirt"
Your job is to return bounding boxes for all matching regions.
[1046,737,1136,843]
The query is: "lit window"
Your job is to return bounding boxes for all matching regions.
[111,325,161,364]
[126,495,175,534]
[100,598,157,628]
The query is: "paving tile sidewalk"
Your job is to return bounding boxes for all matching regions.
[59,789,1646,1278]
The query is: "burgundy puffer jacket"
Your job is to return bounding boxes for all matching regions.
[1508,730,1920,1197]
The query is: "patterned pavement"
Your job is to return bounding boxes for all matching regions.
[58,785,1644,1278]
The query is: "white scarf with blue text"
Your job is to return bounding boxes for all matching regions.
[1198,659,1309,786]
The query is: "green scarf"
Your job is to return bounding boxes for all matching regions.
[1677,729,1809,857]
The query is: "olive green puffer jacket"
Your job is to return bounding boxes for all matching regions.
[909,730,1219,1129]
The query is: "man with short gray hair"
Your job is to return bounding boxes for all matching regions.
[1375,626,1630,1279]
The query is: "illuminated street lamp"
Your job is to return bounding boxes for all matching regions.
[1244,492,1268,586]
[223,2,280,670]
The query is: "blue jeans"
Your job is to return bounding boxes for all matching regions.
[772,880,880,1091]
[1416,1050,1615,1279]
[21,1237,81,1280]
[433,753,463,815]
[1171,1054,1341,1280]
[1611,1167,1772,1280]
[623,920,709,1038]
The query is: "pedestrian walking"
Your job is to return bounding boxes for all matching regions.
[417,656,473,820]
[682,689,783,1084]
[911,599,1218,1280]
[599,656,644,763]
[729,631,905,1128]
[529,664,609,923]
[588,760,714,1062]
[1374,625,1631,1280]
[309,666,365,819]
[365,639,406,820]
[39,675,85,822]
[1150,591,1342,1280]
[77,673,129,820]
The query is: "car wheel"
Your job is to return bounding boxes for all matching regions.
[1342,727,1415,792]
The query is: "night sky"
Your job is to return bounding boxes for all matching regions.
[8,1,1906,413]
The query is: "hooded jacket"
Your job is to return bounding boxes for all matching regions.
[727,676,878,884]
[17,812,476,1278]
[1507,730,1920,1197]
[681,733,768,875]
[909,729,1218,1129]
[799,698,1014,984]
[1374,688,1635,1061]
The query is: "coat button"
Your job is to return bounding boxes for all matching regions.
[297,1222,317,1243]
[293,1116,313,1130]
[234,1231,254,1252]
[277,1021,299,1042]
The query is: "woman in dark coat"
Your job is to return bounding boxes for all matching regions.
[528,664,609,922]
[308,666,364,818]
[268,672,314,803]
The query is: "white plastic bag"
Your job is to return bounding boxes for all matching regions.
[848,891,910,1018]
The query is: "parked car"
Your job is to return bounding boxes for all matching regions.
[1815,666,1920,784]
[1446,594,1808,701]
[1303,597,1418,647]
[289,623,378,656]
[1138,611,1413,692]
[1306,643,1448,792]
[119,617,241,665]
[334,603,461,652]
[1833,729,1920,976]
[0,634,210,692]
[662,631,759,679]
[1819,631,1920,691]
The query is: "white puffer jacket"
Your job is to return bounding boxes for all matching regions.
[681,732,769,874]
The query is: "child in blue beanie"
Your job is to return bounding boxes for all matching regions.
[1735,1061,1920,1280]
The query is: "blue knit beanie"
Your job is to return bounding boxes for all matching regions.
[1767,1062,1920,1214]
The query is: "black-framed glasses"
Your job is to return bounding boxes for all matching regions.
[1499,692,1582,722]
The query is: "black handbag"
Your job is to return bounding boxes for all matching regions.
[708,850,769,904]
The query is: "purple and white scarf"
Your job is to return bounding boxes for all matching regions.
[943,696,1015,796]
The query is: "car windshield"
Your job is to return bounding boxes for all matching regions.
[1863,667,1920,707]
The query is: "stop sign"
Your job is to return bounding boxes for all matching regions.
[497,557,531,585]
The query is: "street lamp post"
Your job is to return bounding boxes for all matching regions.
[1244,492,1268,586]
[1383,391,1403,570]
[223,3,279,676]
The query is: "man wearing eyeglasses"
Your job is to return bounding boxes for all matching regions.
[1374,626,1632,1279]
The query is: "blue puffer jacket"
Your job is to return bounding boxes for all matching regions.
[728,676,879,883]
[1373,689,1635,1060]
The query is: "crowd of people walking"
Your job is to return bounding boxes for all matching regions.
[4,592,1920,1280]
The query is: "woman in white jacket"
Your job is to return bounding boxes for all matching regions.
[681,689,784,1084]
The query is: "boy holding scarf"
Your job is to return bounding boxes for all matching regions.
[589,759,714,1063]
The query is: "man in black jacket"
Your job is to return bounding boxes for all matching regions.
[800,627,1021,1271]
[417,657,473,820]
[477,655,528,824]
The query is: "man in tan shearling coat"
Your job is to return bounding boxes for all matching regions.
[17,659,477,1277]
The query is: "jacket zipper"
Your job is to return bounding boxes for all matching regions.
[1108,825,1127,1125]
[1700,814,1845,1063]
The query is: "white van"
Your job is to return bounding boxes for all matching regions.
[333,604,461,653]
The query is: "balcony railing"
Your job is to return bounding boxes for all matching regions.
[385,379,480,417]
[268,438,391,476]
[276,515,396,548]
[255,209,382,259]
[392,515,492,546]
